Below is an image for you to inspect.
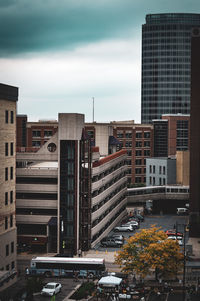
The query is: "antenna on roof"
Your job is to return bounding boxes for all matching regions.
[92,97,95,123]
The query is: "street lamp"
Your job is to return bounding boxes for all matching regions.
[176,222,187,301]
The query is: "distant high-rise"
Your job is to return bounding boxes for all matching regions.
[141,13,200,124]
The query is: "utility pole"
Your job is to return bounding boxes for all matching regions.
[182,224,186,301]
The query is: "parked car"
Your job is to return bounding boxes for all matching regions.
[177,208,189,215]
[41,282,62,296]
[165,229,183,237]
[114,224,134,232]
[167,236,183,246]
[100,237,123,247]
[134,214,144,222]
[109,234,125,242]
[125,221,139,229]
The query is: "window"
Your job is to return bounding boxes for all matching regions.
[5,143,8,156]
[87,130,94,139]
[125,132,132,138]
[159,166,162,174]
[10,143,13,156]
[127,150,132,156]
[153,177,155,185]
[135,159,142,165]
[149,165,152,173]
[5,167,8,181]
[5,217,8,229]
[32,141,41,147]
[5,110,8,123]
[159,178,162,185]
[5,192,8,205]
[135,168,142,174]
[136,141,142,147]
[10,167,13,180]
[117,131,123,138]
[67,162,74,175]
[163,166,166,175]
[153,165,155,173]
[6,264,9,271]
[144,150,150,156]
[6,244,9,256]
[135,150,142,156]
[10,111,14,124]
[11,242,14,253]
[44,130,53,137]
[136,132,142,138]
[11,261,15,270]
[135,177,142,183]
[163,178,166,185]
[144,141,150,147]
[10,215,13,227]
[32,130,41,137]
[10,191,13,204]
[149,177,152,184]
[144,132,150,138]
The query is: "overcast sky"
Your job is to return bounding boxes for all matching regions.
[0,0,199,123]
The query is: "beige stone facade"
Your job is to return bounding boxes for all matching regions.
[0,91,18,291]
[176,150,190,186]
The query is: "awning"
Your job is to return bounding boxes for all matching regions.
[98,276,122,286]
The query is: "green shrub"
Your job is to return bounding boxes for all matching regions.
[70,281,95,300]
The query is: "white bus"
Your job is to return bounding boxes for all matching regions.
[29,257,106,278]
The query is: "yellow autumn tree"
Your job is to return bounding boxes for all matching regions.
[115,225,183,279]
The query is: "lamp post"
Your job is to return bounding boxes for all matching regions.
[176,222,187,301]
[182,224,186,301]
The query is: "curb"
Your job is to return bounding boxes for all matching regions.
[63,284,81,301]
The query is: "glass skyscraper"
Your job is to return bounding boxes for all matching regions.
[141,13,200,124]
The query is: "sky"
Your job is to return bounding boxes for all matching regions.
[0,0,200,123]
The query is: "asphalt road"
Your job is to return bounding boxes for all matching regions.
[33,278,80,301]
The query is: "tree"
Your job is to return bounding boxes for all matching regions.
[115,225,183,279]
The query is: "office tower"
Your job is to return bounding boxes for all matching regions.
[141,13,200,124]
[189,27,200,237]
[0,83,18,291]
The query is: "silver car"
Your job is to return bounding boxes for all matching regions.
[41,282,62,296]
[114,224,134,232]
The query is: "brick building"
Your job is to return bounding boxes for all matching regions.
[85,121,154,185]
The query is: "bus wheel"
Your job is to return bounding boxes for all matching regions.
[88,273,94,279]
[44,271,52,278]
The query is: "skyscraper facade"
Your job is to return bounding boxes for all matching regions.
[141,13,200,124]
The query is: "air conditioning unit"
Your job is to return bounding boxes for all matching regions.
[192,27,200,37]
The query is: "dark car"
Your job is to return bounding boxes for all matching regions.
[100,237,123,247]
[134,214,144,222]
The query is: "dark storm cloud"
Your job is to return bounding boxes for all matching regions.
[0,0,199,57]
[0,0,140,57]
